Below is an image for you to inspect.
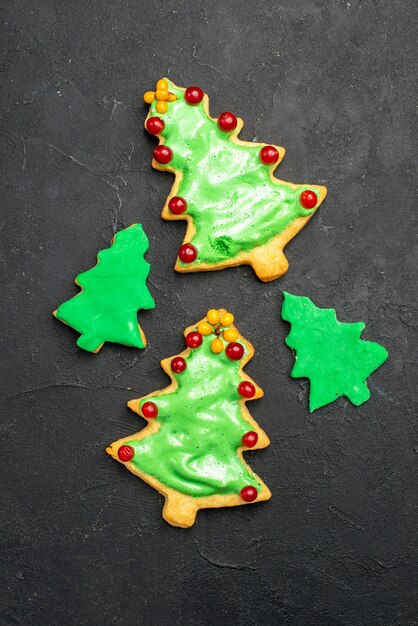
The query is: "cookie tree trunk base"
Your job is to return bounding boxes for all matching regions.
[144,78,327,282]
[107,309,271,528]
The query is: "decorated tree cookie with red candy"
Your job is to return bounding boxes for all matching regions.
[106,309,271,527]
[143,78,327,282]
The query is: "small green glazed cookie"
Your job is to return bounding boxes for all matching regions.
[54,224,155,352]
[282,292,388,411]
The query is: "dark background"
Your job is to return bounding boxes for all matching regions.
[1,1,417,624]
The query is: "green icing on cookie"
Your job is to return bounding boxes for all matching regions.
[126,328,265,498]
[146,80,326,277]
[281,292,388,412]
[54,224,155,352]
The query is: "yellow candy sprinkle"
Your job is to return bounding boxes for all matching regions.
[198,322,213,336]
[167,93,177,102]
[207,309,220,325]
[223,328,238,342]
[156,100,168,114]
[211,338,224,354]
[220,312,234,327]
[156,88,169,101]
[156,79,168,90]
[144,91,155,104]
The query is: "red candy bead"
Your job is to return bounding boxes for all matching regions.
[260,145,279,165]
[186,331,203,349]
[300,190,318,209]
[142,401,158,418]
[238,381,256,398]
[240,486,258,502]
[146,117,165,135]
[178,243,197,263]
[118,445,134,462]
[171,356,187,373]
[226,342,244,361]
[153,145,173,164]
[185,86,204,105]
[169,196,187,215]
[218,111,237,132]
[242,431,258,448]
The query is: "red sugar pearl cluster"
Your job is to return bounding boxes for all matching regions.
[147,114,173,165]
[171,198,195,262]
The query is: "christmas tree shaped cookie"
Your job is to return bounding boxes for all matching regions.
[143,78,327,282]
[281,292,388,411]
[106,309,271,527]
[54,224,155,352]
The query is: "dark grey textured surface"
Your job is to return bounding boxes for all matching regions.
[1,1,417,625]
